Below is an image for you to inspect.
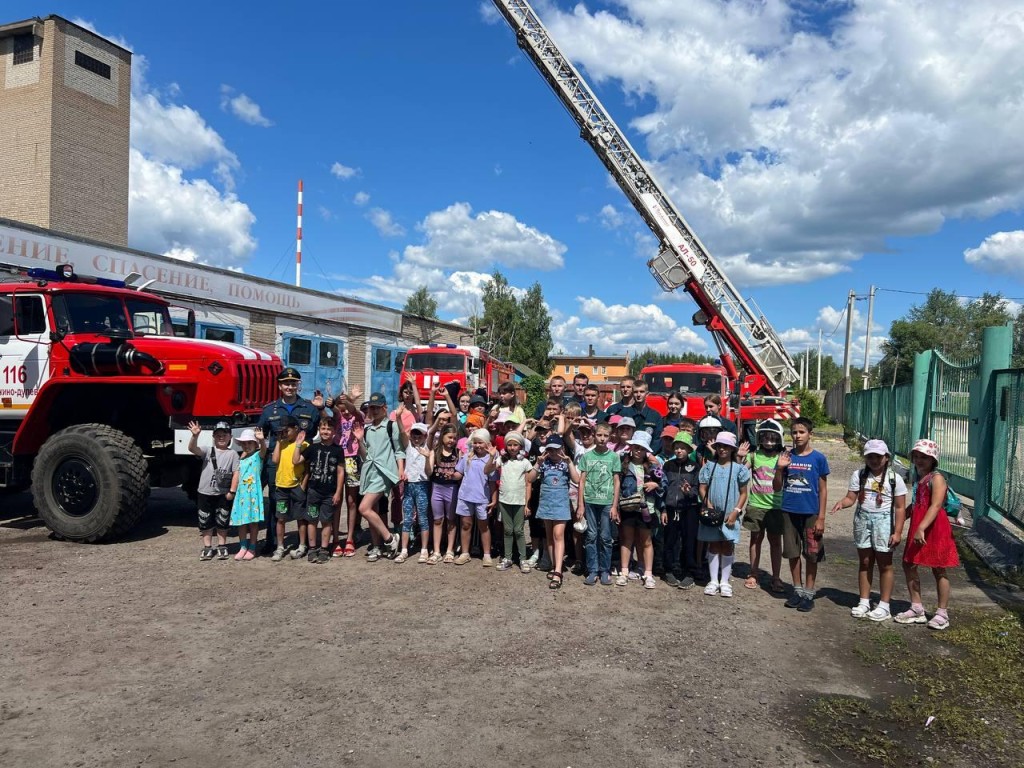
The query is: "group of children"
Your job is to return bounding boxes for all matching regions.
[188,381,960,625]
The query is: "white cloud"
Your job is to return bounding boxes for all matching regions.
[540,0,1024,284]
[964,231,1024,277]
[403,202,566,271]
[599,204,624,229]
[331,162,359,180]
[317,205,334,221]
[219,85,273,127]
[552,296,708,355]
[479,1,501,25]
[367,208,406,237]
[353,191,371,206]
[128,150,256,266]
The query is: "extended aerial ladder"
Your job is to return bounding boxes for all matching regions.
[490,0,800,397]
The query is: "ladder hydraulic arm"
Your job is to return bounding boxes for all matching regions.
[490,0,799,394]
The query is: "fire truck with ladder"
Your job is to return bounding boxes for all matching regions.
[0,264,281,542]
[401,343,515,405]
[490,0,801,430]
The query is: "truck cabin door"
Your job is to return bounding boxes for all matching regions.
[0,293,50,419]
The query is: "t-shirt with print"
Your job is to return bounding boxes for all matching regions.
[848,468,907,515]
[431,449,460,485]
[333,411,363,457]
[302,442,344,497]
[747,451,783,510]
[496,455,532,505]
[578,448,621,505]
[455,453,496,503]
[780,449,830,515]
[197,447,240,496]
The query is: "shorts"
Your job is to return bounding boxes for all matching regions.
[197,493,231,530]
[275,485,306,521]
[853,509,894,553]
[456,499,489,521]
[431,483,458,521]
[743,507,784,535]
[619,507,657,531]
[303,488,335,525]
[344,456,361,488]
[782,512,822,560]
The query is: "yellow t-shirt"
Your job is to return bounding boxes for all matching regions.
[276,440,309,488]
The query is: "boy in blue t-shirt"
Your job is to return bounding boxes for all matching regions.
[773,418,829,612]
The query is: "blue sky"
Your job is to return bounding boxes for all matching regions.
[13,1,1024,368]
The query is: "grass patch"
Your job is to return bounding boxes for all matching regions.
[806,608,1024,766]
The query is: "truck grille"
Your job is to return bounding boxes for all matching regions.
[236,362,281,410]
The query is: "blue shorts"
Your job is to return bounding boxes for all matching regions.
[853,509,893,553]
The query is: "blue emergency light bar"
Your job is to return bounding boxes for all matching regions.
[27,265,127,289]
[428,343,458,349]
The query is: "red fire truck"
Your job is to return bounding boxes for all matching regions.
[0,264,281,541]
[641,362,800,424]
[401,343,514,403]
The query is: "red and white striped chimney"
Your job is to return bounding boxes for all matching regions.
[295,179,303,287]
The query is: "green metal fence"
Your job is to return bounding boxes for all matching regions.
[844,383,913,455]
[990,370,1024,528]
[927,352,979,496]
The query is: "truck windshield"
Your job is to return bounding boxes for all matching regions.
[644,372,723,398]
[61,294,132,334]
[404,353,465,372]
[126,298,175,336]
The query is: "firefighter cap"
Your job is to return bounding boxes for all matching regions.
[277,367,302,382]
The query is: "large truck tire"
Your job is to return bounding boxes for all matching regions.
[31,424,150,542]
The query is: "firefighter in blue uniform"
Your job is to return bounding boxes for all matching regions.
[257,367,324,554]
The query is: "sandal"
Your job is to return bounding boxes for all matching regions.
[770,578,786,594]
[744,575,759,590]
[548,572,563,590]
[927,613,950,631]
[443,552,455,564]
[343,540,356,557]
[427,552,443,565]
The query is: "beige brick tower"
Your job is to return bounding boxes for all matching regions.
[0,16,131,246]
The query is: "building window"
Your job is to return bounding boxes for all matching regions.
[592,366,598,375]
[13,34,34,65]
[319,341,339,368]
[573,365,579,375]
[563,365,569,374]
[601,366,607,375]
[74,50,112,80]
[374,349,391,372]
[288,337,312,367]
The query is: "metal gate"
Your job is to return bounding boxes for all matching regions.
[927,351,979,496]
[989,370,1024,528]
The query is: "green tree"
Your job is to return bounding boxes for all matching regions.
[403,285,438,319]
[877,289,1013,385]
[789,387,829,426]
[628,348,717,377]
[470,271,553,374]
[521,374,548,417]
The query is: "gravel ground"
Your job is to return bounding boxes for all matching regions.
[0,437,998,767]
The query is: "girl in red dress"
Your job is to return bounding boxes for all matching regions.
[895,439,959,630]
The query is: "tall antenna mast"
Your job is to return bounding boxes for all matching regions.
[295,179,303,287]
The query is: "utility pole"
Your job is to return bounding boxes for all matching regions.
[799,352,805,389]
[842,289,856,394]
[862,285,876,390]
[805,347,810,390]
[816,328,822,390]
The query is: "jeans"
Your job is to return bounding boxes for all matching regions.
[401,481,430,533]
[584,502,613,575]
[663,507,684,576]
[678,505,701,577]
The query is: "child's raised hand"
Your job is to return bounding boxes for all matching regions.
[296,429,307,445]
[737,440,750,460]
[311,390,325,409]
[254,427,264,442]
[350,384,363,402]
[188,420,202,436]
[777,449,792,469]
[487,443,497,457]
[352,423,365,442]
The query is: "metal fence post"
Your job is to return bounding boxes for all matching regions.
[973,324,1013,522]
[911,350,933,445]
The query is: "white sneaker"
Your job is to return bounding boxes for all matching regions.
[867,606,891,622]
[643,575,656,589]
[851,603,871,618]
[271,546,287,562]
[704,581,719,595]
[615,574,628,587]
[720,582,733,598]
[290,545,308,560]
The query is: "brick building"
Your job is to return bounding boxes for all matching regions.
[549,345,630,384]
[0,16,130,246]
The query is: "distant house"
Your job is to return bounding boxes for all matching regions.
[510,362,542,383]
[548,345,630,384]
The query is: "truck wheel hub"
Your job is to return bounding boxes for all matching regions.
[52,458,98,516]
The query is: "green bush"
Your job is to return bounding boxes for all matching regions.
[790,387,830,427]
[521,375,547,417]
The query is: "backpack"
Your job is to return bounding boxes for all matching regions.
[910,471,962,521]
[857,467,900,537]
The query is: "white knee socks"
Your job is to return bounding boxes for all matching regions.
[721,553,734,583]
[709,552,721,583]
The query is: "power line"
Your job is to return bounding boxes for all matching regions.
[825,304,847,338]
[875,287,1024,301]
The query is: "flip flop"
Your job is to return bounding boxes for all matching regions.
[770,578,786,594]
[744,576,759,589]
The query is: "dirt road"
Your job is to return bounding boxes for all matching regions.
[0,438,998,767]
